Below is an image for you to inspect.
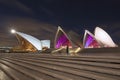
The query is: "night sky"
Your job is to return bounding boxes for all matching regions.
[0,0,120,46]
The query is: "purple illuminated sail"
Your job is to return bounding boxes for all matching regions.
[55,26,72,48]
[84,30,101,48]
[56,34,71,48]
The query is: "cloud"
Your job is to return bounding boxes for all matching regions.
[0,0,34,15]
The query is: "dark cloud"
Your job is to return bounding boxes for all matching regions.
[0,0,34,15]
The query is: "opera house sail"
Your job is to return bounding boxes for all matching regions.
[83,30,101,48]
[11,29,42,52]
[94,27,117,47]
[54,26,72,48]
[11,30,42,52]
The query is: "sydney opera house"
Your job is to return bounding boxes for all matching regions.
[10,26,118,53]
[11,29,50,52]
[0,27,119,80]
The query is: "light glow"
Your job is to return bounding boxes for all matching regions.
[75,47,81,53]
[11,29,16,33]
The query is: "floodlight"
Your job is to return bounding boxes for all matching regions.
[11,29,16,33]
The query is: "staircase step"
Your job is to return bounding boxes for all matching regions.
[0,61,34,80]
[3,58,120,80]
[1,59,89,80]
[14,57,120,69]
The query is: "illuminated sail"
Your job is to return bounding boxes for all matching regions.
[83,30,101,48]
[94,27,117,47]
[15,32,42,51]
[54,26,72,48]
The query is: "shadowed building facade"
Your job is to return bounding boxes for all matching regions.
[67,30,83,48]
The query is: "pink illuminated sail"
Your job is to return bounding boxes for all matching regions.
[55,26,72,48]
[83,30,101,48]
